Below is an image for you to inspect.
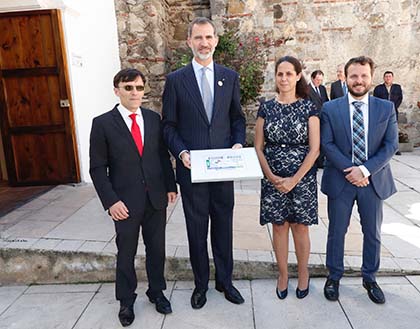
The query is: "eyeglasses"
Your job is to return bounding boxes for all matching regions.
[119,85,145,92]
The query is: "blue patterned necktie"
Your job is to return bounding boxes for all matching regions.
[201,67,213,122]
[352,101,366,165]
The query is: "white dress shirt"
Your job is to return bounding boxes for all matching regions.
[348,93,370,177]
[192,58,215,100]
[117,104,144,139]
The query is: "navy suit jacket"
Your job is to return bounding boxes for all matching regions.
[162,63,246,185]
[308,84,329,110]
[321,95,398,200]
[89,106,176,216]
[373,83,403,111]
[330,80,345,100]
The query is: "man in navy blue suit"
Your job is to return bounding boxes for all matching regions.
[162,17,246,309]
[321,56,398,304]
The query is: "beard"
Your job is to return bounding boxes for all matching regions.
[191,46,215,61]
[348,83,371,97]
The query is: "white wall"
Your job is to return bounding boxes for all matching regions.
[61,0,120,182]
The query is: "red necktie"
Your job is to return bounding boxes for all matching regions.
[129,113,143,156]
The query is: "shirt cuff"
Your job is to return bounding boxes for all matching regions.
[178,150,189,160]
[359,165,371,178]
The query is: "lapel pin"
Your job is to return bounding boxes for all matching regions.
[218,80,223,87]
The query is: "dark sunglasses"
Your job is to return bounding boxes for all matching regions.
[119,85,145,92]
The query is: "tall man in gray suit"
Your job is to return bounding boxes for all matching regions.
[321,56,398,304]
[162,17,246,309]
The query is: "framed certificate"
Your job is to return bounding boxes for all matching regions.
[190,147,263,183]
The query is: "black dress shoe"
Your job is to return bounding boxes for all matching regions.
[296,278,310,299]
[324,278,339,301]
[363,280,385,304]
[146,291,172,314]
[191,288,207,309]
[215,284,245,304]
[396,150,402,155]
[118,305,134,327]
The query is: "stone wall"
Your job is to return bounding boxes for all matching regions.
[115,0,420,145]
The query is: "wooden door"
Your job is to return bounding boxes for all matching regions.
[0,9,80,186]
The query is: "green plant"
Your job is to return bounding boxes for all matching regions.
[170,28,269,105]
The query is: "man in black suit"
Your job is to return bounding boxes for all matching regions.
[373,71,403,155]
[330,63,347,100]
[308,70,329,110]
[162,17,246,309]
[89,68,177,327]
[308,70,329,167]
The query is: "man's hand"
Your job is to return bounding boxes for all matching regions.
[232,143,243,149]
[180,151,191,169]
[353,177,370,187]
[167,192,177,203]
[109,201,129,221]
[344,166,369,187]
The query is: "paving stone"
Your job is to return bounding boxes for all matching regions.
[45,198,114,241]
[0,291,94,329]
[248,250,273,262]
[252,278,352,329]
[233,248,248,261]
[2,220,59,239]
[6,238,39,249]
[0,285,27,314]
[78,241,107,253]
[30,238,62,250]
[54,240,85,252]
[25,284,100,294]
[0,210,31,224]
[394,258,420,272]
[166,282,253,329]
[166,222,189,246]
[381,234,420,258]
[339,282,420,329]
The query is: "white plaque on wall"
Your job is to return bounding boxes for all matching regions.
[190,147,263,183]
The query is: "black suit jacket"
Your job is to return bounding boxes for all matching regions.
[89,105,176,216]
[373,83,403,111]
[308,84,329,110]
[330,80,345,100]
[162,63,246,186]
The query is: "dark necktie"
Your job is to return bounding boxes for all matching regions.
[129,113,143,156]
[342,82,347,94]
[201,67,213,122]
[352,101,366,165]
[316,87,321,96]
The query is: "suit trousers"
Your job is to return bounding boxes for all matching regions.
[114,194,167,306]
[180,181,234,290]
[326,182,383,282]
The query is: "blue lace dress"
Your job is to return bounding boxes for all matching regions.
[258,98,319,226]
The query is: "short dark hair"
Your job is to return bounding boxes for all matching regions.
[344,56,375,77]
[113,68,146,88]
[275,56,309,98]
[383,71,394,77]
[187,17,216,38]
[310,70,324,79]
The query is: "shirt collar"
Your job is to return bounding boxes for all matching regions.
[192,58,214,73]
[118,104,141,118]
[348,93,369,106]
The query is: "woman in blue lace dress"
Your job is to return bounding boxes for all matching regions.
[254,56,320,300]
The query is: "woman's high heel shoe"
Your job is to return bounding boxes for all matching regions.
[276,280,288,299]
[296,278,310,299]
